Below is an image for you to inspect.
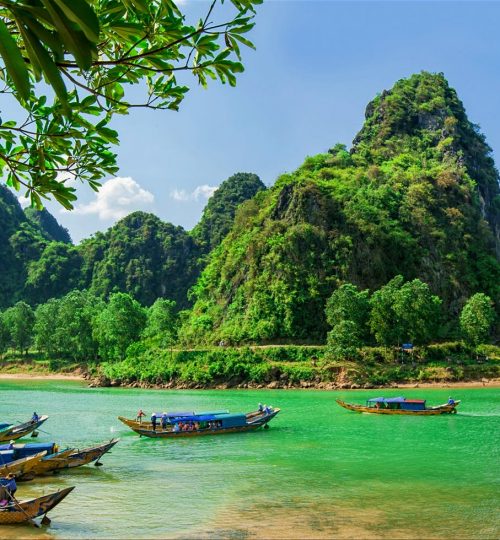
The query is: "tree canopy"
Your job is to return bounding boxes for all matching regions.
[0,0,261,208]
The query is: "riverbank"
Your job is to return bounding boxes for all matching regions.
[2,342,499,390]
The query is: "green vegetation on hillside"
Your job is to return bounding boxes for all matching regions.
[181,73,500,345]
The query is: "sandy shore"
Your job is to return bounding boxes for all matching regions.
[0,372,498,388]
[0,372,84,380]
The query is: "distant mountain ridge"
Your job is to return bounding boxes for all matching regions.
[0,172,265,308]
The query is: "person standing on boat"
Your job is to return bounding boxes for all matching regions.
[31,411,39,424]
[151,413,157,431]
[447,397,455,405]
[161,413,168,430]
[136,409,145,423]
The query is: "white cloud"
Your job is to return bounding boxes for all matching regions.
[171,184,218,202]
[72,176,154,220]
[17,195,30,208]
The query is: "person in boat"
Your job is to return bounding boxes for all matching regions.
[31,411,39,424]
[447,397,455,405]
[151,413,157,431]
[0,474,17,500]
[136,409,145,423]
[173,423,180,432]
[161,413,168,430]
[258,403,264,412]
[7,440,15,450]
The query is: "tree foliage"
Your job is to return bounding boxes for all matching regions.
[0,0,262,208]
[93,292,146,361]
[3,300,35,352]
[460,293,496,347]
[144,298,178,347]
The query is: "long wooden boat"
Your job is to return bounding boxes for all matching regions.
[0,452,47,478]
[336,397,460,415]
[0,416,49,442]
[0,486,74,524]
[28,439,119,476]
[120,408,281,438]
[119,410,230,430]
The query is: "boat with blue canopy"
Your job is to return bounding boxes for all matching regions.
[118,410,230,430]
[118,406,280,438]
[336,396,460,415]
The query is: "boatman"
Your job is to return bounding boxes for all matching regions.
[136,409,145,423]
[0,474,17,499]
[31,411,39,424]
[161,413,168,430]
[151,413,157,431]
[447,397,455,405]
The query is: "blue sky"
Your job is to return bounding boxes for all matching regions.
[39,1,500,242]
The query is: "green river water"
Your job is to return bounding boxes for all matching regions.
[0,380,498,539]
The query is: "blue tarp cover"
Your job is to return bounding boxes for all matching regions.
[367,397,406,403]
[152,409,229,418]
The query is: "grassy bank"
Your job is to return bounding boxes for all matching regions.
[94,342,500,389]
[1,343,498,389]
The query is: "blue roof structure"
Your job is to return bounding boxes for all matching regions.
[367,397,406,403]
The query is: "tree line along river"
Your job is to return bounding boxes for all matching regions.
[0,379,498,539]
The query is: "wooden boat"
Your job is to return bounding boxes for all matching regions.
[336,397,461,415]
[0,452,47,478]
[0,486,74,524]
[27,439,119,476]
[0,416,49,442]
[119,408,281,438]
[119,410,230,430]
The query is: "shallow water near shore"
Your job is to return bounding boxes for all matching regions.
[0,380,498,539]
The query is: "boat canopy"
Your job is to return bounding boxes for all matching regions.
[367,397,407,403]
[152,409,229,418]
[0,442,55,459]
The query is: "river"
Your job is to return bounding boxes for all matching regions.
[0,380,498,538]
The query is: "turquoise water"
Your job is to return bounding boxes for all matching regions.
[0,380,498,538]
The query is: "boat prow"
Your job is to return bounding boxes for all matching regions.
[0,486,75,524]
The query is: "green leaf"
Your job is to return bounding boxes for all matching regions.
[40,0,94,70]
[0,19,31,101]
[22,27,69,110]
[52,0,100,42]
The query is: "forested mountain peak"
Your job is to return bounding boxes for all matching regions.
[181,73,500,345]
[352,72,500,251]
[0,186,72,308]
[24,207,72,244]
[192,172,266,252]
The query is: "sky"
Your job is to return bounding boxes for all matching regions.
[20,1,500,242]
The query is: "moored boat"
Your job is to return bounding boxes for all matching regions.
[0,452,47,478]
[0,439,119,478]
[0,416,49,442]
[336,396,460,415]
[0,486,74,524]
[119,407,280,438]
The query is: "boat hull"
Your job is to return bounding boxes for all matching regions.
[336,399,460,415]
[0,486,74,524]
[0,416,49,442]
[28,439,119,475]
[0,452,46,478]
